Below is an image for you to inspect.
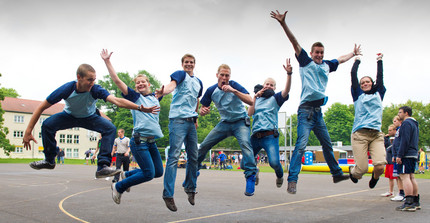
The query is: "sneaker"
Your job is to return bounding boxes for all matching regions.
[380,192,393,197]
[185,191,197,205]
[163,197,177,212]
[287,181,297,194]
[244,174,256,196]
[413,195,421,210]
[276,177,284,188]
[348,166,358,183]
[95,166,122,178]
[120,171,130,193]
[111,183,122,204]
[391,194,405,202]
[255,169,260,186]
[369,172,379,189]
[333,174,349,183]
[395,196,416,212]
[29,160,55,170]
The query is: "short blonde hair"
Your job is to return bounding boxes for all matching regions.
[388,124,395,130]
[264,78,276,87]
[134,74,151,93]
[217,64,231,73]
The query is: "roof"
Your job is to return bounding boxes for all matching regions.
[1,97,64,115]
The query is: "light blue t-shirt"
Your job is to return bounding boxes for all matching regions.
[200,81,248,122]
[46,81,110,118]
[251,92,289,134]
[122,87,164,139]
[351,88,385,133]
[296,48,339,105]
[169,70,203,119]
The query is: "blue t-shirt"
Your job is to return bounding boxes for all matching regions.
[296,48,339,105]
[200,81,248,122]
[169,70,203,119]
[251,92,289,133]
[122,87,164,139]
[46,81,110,118]
[351,87,386,133]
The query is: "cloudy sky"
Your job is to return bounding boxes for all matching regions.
[1,0,429,116]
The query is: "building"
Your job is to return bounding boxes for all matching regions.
[1,97,99,159]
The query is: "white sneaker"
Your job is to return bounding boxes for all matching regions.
[111,183,122,204]
[380,192,393,197]
[391,194,405,202]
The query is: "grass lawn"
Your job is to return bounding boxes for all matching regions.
[0,158,95,165]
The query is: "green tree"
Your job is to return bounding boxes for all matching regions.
[0,87,20,98]
[283,114,320,147]
[0,73,16,155]
[324,103,355,145]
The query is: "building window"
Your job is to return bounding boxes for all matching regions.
[13,131,24,138]
[73,127,80,131]
[66,148,72,158]
[14,115,24,123]
[59,134,65,143]
[39,117,47,124]
[73,135,79,144]
[39,132,42,139]
[73,149,79,158]
[66,134,72,144]
[14,147,23,153]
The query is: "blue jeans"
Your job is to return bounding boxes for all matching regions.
[197,120,257,178]
[251,135,283,179]
[288,107,343,183]
[116,139,163,193]
[163,119,198,198]
[42,111,116,169]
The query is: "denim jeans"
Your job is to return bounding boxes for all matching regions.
[113,154,130,182]
[197,120,257,178]
[288,108,343,183]
[116,139,163,193]
[163,119,198,198]
[251,135,283,179]
[42,111,116,168]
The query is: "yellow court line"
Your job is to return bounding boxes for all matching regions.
[59,187,107,223]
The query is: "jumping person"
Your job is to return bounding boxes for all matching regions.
[248,58,292,188]
[348,53,387,189]
[271,10,358,194]
[23,63,148,179]
[101,49,163,205]
[197,64,258,196]
[155,54,203,212]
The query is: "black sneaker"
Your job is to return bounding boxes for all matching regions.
[396,196,416,212]
[349,166,358,183]
[29,160,55,170]
[186,191,197,205]
[95,166,122,178]
[163,197,177,212]
[287,181,297,194]
[369,172,379,189]
[333,174,349,183]
[413,195,421,210]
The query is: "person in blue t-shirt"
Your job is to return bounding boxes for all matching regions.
[23,63,149,179]
[155,54,203,212]
[348,53,387,189]
[101,49,163,205]
[197,64,258,196]
[248,58,292,189]
[271,10,361,194]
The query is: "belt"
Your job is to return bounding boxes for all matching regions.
[361,128,379,132]
[117,153,125,156]
[253,130,275,139]
[298,105,321,112]
[139,137,156,143]
[181,117,198,123]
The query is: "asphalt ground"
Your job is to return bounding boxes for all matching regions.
[1,163,429,223]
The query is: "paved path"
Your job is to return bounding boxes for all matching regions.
[1,163,429,222]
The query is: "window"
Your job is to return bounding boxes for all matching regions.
[59,134,65,143]
[39,117,47,124]
[13,131,24,138]
[14,115,24,123]
[66,148,72,158]
[73,135,79,144]
[73,127,80,131]
[73,149,79,158]
[39,132,42,139]
[66,135,72,144]
[14,147,23,153]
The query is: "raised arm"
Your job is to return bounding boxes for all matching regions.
[281,58,293,98]
[101,49,129,95]
[351,57,360,90]
[374,53,384,88]
[338,44,362,64]
[222,85,253,106]
[271,10,302,56]
[23,100,53,150]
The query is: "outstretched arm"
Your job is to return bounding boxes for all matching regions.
[221,85,253,106]
[101,49,128,95]
[281,58,293,98]
[338,44,362,64]
[155,81,177,98]
[106,95,160,114]
[271,10,302,56]
[23,100,53,150]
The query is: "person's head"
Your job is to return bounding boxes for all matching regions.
[216,64,231,88]
[398,106,412,120]
[360,76,374,92]
[388,124,396,137]
[263,78,276,90]
[181,54,195,75]
[310,42,324,64]
[393,115,402,127]
[76,64,96,92]
[134,74,151,95]
[117,129,125,138]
